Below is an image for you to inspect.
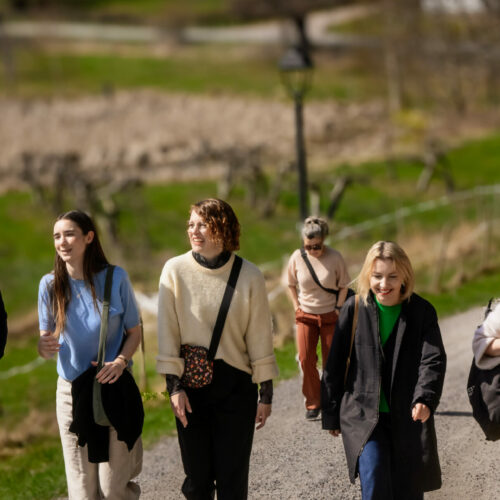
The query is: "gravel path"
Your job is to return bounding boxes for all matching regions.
[136,306,499,499]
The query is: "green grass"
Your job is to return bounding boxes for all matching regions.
[3,0,234,25]
[0,437,67,500]
[426,270,500,319]
[78,0,236,26]
[275,340,299,380]
[0,48,382,101]
[0,338,57,427]
[0,192,55,316]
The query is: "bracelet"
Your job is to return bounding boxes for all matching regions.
[117,354,128,366]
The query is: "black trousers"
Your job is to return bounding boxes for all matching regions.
[176,360,258,500]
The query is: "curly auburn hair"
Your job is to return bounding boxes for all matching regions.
[190,199,240,252]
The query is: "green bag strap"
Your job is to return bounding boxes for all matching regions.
[96,265,115,370]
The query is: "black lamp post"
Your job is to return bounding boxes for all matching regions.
[279,46,313,221]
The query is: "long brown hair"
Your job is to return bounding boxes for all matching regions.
[51,210,109,336]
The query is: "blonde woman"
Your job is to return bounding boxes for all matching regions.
[321,241,446,500]
[287,216,350,419]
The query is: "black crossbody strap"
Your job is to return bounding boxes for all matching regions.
[96,265,115,370]
[300,248,339,296]
[208,255,243,360]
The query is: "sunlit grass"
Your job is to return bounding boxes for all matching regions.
[0,47,383,101]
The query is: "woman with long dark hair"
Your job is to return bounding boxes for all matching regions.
[38,210,143,499]
[157,198,279,500]
[322,241,446,499]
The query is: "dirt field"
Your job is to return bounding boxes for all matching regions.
[135,306,500,499]
[2,91,500,194]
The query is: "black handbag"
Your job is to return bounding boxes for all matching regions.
[467,362,500,441]
[466,298,500,441]
[180,255,243,389]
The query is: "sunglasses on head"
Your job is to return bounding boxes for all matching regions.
[304,244,323,251]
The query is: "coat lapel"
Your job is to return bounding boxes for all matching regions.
[390,302,407,389]
[367,295,383,358]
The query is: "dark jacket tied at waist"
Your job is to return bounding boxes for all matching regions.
[69,366,144,463]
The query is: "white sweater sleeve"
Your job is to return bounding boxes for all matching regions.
[473,304,500,369]
[245,268,279,384]
[156,263,184,377]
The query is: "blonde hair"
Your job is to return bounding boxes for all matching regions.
[357,241,414,304]
[301,216,329,240]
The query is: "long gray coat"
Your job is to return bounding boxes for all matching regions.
[321,292,446,493]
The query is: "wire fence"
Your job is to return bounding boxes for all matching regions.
[0,356,48,380]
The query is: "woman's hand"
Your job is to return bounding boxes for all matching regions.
[329,429,341,437]
[485,338,500,357]
[412,402,431,423]
[92,357,126,384]
[255,403,272,430]
[38,331,60,359]
[170,390,192,428]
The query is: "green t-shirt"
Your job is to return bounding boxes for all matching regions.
[375,297,402,412]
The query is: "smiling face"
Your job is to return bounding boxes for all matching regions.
[187,210,223,259]
[369,258,404,306]
[53,218,94,270]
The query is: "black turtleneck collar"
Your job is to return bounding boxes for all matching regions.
[192,251,232,269]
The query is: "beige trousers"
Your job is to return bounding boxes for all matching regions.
[56,376,142,500]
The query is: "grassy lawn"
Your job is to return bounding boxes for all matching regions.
[2,0,235,25]
[0,46,383,101]
[85,0,237,26]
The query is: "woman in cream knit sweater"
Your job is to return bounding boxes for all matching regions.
[156,198,279,500]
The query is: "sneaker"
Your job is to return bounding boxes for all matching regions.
[305,408,320,420]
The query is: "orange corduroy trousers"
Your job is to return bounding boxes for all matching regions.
[295,309,338,410]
